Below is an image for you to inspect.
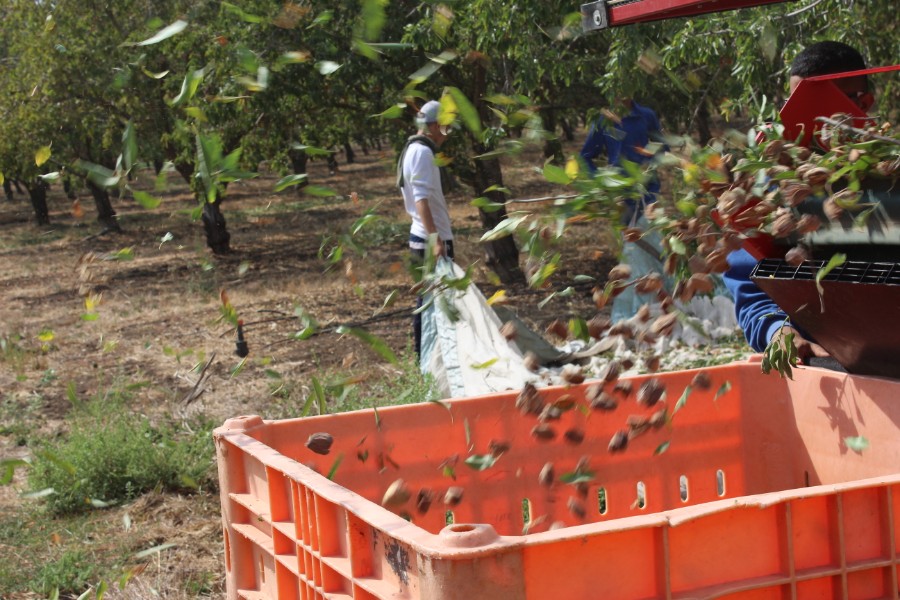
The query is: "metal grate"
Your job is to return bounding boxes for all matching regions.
[754,259,900,285]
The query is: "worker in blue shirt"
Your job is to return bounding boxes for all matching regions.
[723,41,872,360]
[581,98,665,322]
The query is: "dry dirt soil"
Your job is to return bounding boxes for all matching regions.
[0,138,615,598]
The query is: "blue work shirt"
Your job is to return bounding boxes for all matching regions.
[581,102,661,178]
[580,102,662,220]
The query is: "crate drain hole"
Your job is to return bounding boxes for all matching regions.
[679,475,689,502]
[445,510,454,525]
[636,481,646,509]
[259,556,265,583]
[716,469,726,497]
[597,487,607,514]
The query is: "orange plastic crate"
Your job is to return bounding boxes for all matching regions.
[214,359,900,599]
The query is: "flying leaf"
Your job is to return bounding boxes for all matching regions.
[486,290,507,306]
[373,104,405,119]
[336,326,398,364]
[844,436,869,453]
[445,87,481,136]
[673,385,693,415]
[464,454,498,471]
[714,381,732,402]
[290,143,332,157]
[22,487,56,499]
[470,358,499,369]
[559,470,596,484]
[302,185,337,197]
[815,253,846,300]
[543,163,571,185]
[654,441,670,455]
[131,20,188,46]
[131,189,161,209]
[565,158,580,179]
[134,543,177,559]
[1,458,30,485]
[39,172,60,182]
[222,2,264,23]
[274,174,308,192]
[35,145,52,167]
[326,454,344,480]
[169,68,204,107]
[316,61,341,75]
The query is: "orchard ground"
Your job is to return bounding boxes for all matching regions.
[0,136,749,598]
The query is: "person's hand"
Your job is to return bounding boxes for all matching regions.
[432,238,446,258]
[775,326,830,363]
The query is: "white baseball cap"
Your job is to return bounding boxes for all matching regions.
[416,100,441,125]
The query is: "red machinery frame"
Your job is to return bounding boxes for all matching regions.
[581,0,793,30]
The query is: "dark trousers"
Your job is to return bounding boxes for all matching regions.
[411,240,455,359]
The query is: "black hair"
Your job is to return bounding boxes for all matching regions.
[790,41,868,89]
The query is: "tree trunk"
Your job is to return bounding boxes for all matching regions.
[466,56,524,285]
[471,153,524,284]
[541,107,564,164]
[202,199,231,254]
[696,100,713,146]
[26,180,50,225]
[87,181,122,233]
[3,179,13,201]
[343,141,355,164]
[560,117,575,142]
[288,149,309,196]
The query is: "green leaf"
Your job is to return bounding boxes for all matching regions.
[714,381,732,402]
[654,441,670,455]
[336,327,398,364]
[169,68,204,107]
[75,160,119,188]
[22,487,55,499]
[844,436,869,452]
[302,185,338,197]
[39,172,60,182]
[464,454,498,471]
[669,236,687,256]
[480,215,527,242]
[222,2,264,23]
[373,104,405,119]
[35,145,52,167]
[470,196,505,213]
[312,376,327,415]
[1,458,30,485]
[559,470,596,484]
[274,174,308,192]
[815,253,847,298]
[470,358,499,369]
[110,248,135,261]
[131,20,188,46]
[131,189,161,209]
[290,144,332,157]
[351,213,380,235]
[326,454,344,480]
[230,358,247,378]
[122,122,137,171]
[38,450,77,475]
[134,543,177,559]
[446,87,482,137]
[543,163,572,185]
[673,385,692,415]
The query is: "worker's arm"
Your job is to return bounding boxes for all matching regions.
[722,248,830,360]
[415,198,445,257]
[579,118,608,174]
